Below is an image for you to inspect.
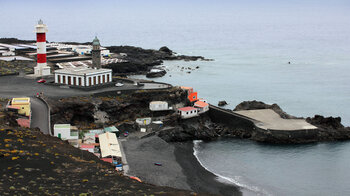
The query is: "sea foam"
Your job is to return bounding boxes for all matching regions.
[192,140,272,196]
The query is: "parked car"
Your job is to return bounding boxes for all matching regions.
[37,79,46,83]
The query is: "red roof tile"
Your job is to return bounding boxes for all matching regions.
[194,101,209,108]
[178,107,197,112]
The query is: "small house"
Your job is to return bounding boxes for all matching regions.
[149,101,169,111]
[104,126,119,133]
[83,133,96,144]
[180,86,198,102]
[181,86,194,94]
[104,126,120,137]
[177,107,198,119]
[54,124,79,140]
[11,97,31,116]
[194,101,209,114]
[67,139,80,148]
[136,117,152,126]
[187,92,198,102]
[80,144,95,153]
[198,98,207,103]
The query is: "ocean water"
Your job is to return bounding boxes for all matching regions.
[1,0,350,195]
[193,139,350,196]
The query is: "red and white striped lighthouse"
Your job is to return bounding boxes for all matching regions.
[34,19,51,76]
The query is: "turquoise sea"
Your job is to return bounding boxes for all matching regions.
[1,0,350,195]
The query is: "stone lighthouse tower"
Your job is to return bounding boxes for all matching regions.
[91,36,101,69]
[34,19,51,76]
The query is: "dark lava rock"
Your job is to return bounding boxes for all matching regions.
[159,46,173,55]
[234,100,298,119]
[218,101,228,106]
[0,38,35,44]
[306,115,344,130]
[146,70,167,78]
[106,45,209,75]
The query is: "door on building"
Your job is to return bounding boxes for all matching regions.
[98,76,101,84]
[107,74,110,82]
[57,75,61,83]
[58,133,61,139]
[93,76,96,85]
[73,77,76,86]
[62,76,66,84]
[102,75,105,83]
[68,76,71,85]
[89,77,92,86]
[78,78,82,86]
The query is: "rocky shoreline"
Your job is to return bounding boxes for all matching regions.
[106,45,211,76]
[2,86,350,195]
[42,89,350,145]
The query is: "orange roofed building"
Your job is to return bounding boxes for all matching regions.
[180,86,198,102]
[180,86,193,94]
[194,101,209,114]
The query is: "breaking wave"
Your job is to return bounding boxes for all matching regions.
[192,140,272,196]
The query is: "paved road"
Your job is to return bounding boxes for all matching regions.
[0,75,171,98]
[30,97,50,135]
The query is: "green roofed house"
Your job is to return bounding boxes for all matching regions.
[54,124,78,140]
[104,126,119,133]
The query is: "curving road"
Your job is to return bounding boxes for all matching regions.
[30,97,50,135]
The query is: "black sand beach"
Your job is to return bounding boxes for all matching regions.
[174,142,242,196]
[121,134,242,196]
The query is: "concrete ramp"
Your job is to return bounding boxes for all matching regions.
[234,109,317,131]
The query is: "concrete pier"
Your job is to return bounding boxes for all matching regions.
[234,109,317,131]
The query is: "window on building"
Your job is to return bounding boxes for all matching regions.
[186,112,188,115]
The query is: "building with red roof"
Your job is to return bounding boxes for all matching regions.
[194,101,209,114]
[177,106,199,119]
[80,144,95,153]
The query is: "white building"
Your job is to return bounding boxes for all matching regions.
[177,107,199,119]
[149,101,169,111]
[83,133,96,144]
[53,124,79,140]
[101,49,110,57]
[54,67,112,86]
[72,45,110,56]
[194,101,209,114]
[80,144,95,153]
[74,46,91,55]
[99,132,121,158]
[136,117,152,125]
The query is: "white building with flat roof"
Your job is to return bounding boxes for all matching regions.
[54,67,112,86]
[149,101,169,111]
[54,124,79,140]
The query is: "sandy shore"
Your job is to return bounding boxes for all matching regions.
[121,134,242,195]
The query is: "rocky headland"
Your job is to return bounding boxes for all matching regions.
[105,45,210,76]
